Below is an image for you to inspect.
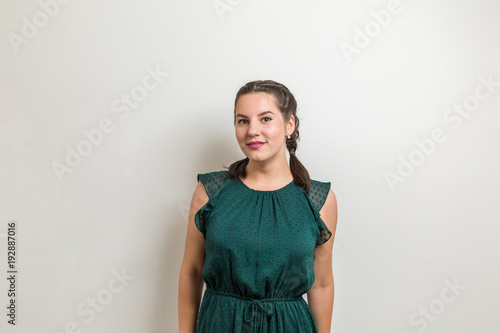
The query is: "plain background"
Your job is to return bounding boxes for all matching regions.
[1,0,499,332]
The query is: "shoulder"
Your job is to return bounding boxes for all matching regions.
[192,181,209,211]
[197,170,228,181]
[320,187,338,239]
[321,188,337,215]
[310,179,330,191]
[308,178,331,211]
[196,170,230,198]
[309,178,337,229]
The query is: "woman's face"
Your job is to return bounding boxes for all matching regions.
[234,92,294,163]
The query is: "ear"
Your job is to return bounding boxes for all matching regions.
[287,115,296,135]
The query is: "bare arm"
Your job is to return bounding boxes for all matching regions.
[178,182,209,332]
[307,189,338,333]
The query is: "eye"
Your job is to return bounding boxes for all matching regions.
[237,117,271,124]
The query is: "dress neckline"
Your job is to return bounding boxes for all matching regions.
[237,176,295,193]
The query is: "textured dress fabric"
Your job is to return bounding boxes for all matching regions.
[194,170,332,333]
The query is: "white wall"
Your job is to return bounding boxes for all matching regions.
[1,0,499,332]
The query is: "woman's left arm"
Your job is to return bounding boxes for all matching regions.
[307,189,338,333]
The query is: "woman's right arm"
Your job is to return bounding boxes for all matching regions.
[178,181,209,333]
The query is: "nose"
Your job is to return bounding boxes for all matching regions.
[247,120,261,136]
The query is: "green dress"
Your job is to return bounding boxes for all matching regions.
[194,170,332,333]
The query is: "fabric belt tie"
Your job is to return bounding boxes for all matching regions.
[243,299,274,323]
[205,287,302,327]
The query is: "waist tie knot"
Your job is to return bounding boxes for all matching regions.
[243,299,274,323]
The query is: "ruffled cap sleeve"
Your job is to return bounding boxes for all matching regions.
[307,180,332,246]
[194,171,228,239]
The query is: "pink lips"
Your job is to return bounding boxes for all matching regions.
[247,141,265,149]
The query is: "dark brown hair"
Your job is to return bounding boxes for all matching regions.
[224,79,311,193]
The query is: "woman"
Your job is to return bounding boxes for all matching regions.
[178,80,338,333]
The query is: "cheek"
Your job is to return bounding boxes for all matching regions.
[265,126,283,139]
[235,129,245,142]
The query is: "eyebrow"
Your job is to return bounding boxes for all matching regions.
[235,111,274,118]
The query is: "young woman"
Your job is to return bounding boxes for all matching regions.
[178,80,338,333]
